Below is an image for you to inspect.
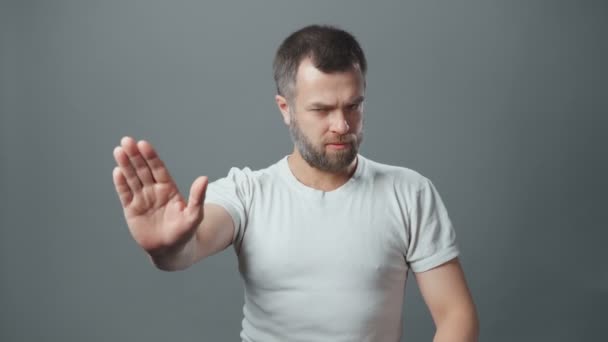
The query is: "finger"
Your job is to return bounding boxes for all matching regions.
[121,136,155,186]
[186,176,209,212]
[113,145,142,192]
[112,166,133,207]
[137,140,173,184]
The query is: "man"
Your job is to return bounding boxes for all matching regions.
[112,25,479,342]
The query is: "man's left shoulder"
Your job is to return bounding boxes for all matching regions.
[361,155,429,190]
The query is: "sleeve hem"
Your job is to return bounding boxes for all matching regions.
[409,246,460,273]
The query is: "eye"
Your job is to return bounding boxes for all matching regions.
[348,103,361,111]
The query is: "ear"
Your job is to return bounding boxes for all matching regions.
[275,94,291,126]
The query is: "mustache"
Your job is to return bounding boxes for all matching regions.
[325,135,356,144]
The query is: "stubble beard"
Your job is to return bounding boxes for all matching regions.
[288,115,364,173]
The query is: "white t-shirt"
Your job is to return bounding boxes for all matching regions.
[205,154,459,342]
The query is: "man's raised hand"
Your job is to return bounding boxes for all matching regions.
[112,136,208,259]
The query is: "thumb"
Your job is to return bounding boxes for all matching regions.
[186,176,209,213]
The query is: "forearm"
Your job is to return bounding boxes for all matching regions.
[146,204,234,271]
[433,310,479,342]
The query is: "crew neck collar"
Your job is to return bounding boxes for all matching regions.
[278,154,366,199]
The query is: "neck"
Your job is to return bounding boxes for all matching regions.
[287,148,358,192]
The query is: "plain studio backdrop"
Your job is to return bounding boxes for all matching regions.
[1,1,606,341]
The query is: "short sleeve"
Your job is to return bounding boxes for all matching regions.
[204,167,251,249]
[406,177,459,273]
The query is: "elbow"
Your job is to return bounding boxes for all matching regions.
[434,307,480,342]
[468,312,480,341]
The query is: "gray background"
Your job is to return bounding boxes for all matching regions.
[1,0,606,341]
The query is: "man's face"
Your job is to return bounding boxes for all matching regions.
[280,58,365,173]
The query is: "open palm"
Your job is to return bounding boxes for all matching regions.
[112,137,208,256]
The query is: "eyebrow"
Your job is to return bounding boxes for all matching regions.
[349,96,365,105]
[307,96,365,109]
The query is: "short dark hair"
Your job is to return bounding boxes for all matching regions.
[273,25,367,102]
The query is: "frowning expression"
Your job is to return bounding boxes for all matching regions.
[277,58,365,172]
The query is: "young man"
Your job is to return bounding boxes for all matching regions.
[112,25,479,342]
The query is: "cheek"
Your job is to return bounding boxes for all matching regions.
[349,114,363,131]
[301,116,329,136]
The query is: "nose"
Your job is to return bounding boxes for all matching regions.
[329,111,349,135]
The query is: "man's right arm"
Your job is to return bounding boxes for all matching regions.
[112,136,236,272]
[193,203,236,261]
[150,203,235,271]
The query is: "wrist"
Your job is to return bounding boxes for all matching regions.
[148,236,195,271]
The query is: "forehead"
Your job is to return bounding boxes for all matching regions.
[294,58,365,104]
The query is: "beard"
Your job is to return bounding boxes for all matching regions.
[289,115,363,173]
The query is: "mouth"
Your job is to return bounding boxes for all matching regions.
[326,142,351,149]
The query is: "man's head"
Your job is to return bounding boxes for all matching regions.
[274,25,367,173]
